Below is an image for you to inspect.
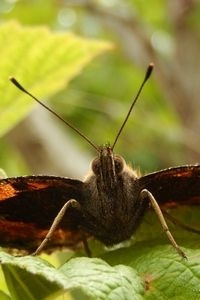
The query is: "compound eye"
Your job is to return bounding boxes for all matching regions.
[91,157,100,175]
[114,155,124,174]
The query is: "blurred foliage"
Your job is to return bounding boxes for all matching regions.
[0,22,111,137]
[0,0,190,177]
[0,20,111,175]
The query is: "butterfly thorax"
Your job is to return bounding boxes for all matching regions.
[82,146,148,245]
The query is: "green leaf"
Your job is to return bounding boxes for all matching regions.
[59,257,144,300]
[103,243,200,300]
[0,21,112,137]
[1,242,200,300]
[0,290,11,300]
[0,253,144,300]
[0,253,66,300]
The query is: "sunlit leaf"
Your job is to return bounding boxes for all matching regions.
[0,253,143,300]
[0,21,112,137]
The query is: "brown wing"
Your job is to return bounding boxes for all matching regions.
[0,175,85,253]
[138,165,200,208]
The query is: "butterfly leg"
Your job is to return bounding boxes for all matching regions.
[140,189,187,259]
[81,231,92,257]
[164,211,200,235]
[32,199,80,256]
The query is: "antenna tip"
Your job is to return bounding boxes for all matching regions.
[145,63,154,81]
[9,76,25,92]
[9,76,15,82]
[9,76,18,86]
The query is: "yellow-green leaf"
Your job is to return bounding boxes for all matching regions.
[0,21,112,137]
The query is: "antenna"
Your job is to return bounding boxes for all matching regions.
[9,77,98,151]
[112,63,154,150]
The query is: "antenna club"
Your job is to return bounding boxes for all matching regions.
[9,76,16,83]
[145,63,154,81]
[9,77,25,93]
[9,76,17,84]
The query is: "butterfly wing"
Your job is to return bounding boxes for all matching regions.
[0,175,85,252]
[138,165,200,208]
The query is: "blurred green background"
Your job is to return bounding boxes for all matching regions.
[0,0,200,179]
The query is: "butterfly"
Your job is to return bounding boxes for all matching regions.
[0,64,199,258]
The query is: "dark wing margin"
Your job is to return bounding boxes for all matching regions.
[0,175,85,252]
[138,165,200,208]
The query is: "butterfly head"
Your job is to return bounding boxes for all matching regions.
[91,145,125,190]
